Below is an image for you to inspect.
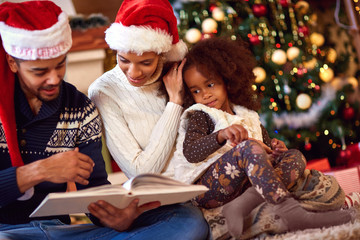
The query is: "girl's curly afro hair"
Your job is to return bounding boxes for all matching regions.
[183,37,261,111]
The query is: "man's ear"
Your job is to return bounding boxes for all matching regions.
[6,54,18,73]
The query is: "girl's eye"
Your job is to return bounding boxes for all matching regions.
[193,89,200,94]
[208,83,215,87]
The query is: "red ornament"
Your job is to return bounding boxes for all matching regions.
[249,35,261,45]
[280,0,289,8]
[304,142,312,151]
[252,4,268,18]
[296,67,307,77]
[298,26,309,37]
[209,4,217,12]
[343,105,355,120]
[346,143,360,167]
[336,148,352,166]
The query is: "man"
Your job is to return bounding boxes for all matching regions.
[0,1,208,239]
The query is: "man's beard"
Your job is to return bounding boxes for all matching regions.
[37,83,61,102]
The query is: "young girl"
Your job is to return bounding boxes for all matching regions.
[171,37,355,238]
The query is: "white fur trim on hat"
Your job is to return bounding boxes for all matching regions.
[0,12,72,60]
[105,22,187,61]
[164,40,188,62]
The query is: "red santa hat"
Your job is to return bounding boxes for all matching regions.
[0,1,72,167]
[105,0,187,62]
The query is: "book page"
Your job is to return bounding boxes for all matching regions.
[123,173,189,191]
[124,174,208,206]
[57,184,126,197]
[131,186,207,206]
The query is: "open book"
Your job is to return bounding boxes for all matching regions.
[30,173,208,217]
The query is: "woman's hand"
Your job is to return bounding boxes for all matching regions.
[163,58,187,105]
[217,124,249,146]
[88,199,161,232]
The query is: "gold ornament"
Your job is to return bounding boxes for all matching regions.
[253,67,267,83]
[348,76,359,89]
[308,13,318,26]
[271,49,287,65]
[296,93,312,110]
[330,77,343,90]
[201,18,218,33]
[212,7,225,21]
[295,1,310,14]
[185,28,202,44]
[310,32,325,47]
[303,57,317,70]
[319,67,334,82]
[331,76,358,90]
[326,48,337,63]
[286,47,300,61]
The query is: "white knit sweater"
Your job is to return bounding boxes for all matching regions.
[88,66,182,178]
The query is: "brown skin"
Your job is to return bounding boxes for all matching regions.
[7,54,66,115]
[117,52,160,87]
[184,66,232,114]
[162,60,187,106]
[88,199,161,232]
[117,51,186,105]
[15,147,94,193]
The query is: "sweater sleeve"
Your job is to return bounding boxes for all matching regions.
[261,124,272,148]
[0,167,22,207]
[89,83,182,179]
[75,100,110,190]
[183,111,224,163]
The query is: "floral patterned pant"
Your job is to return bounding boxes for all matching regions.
[193,139,306,209]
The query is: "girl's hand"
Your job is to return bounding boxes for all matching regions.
[248,138,273,154]
[88,199,161,232]
[217,124,248,146]
[271,138,288,158]
[163,58,187,105]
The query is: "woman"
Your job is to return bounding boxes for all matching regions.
[88,0,209,239]
[88,0,186,179]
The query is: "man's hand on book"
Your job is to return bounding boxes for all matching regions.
[88,199,161,231]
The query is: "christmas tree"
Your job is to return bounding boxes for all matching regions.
[173,0,360,166]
